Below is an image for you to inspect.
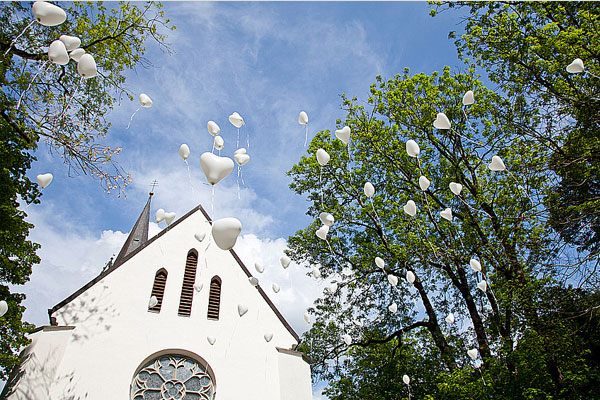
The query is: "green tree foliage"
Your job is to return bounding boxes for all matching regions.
[0,1,174,379]
[288,68,600,398]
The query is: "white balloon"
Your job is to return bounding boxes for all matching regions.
[213,136,225,151]
[148,296,158,308]
[319,212,335,227]
[566,58,585,74]
[375,257,385,269]
[59,35,81,51]
[194,232,206,242]
[303,312,311,324]
[342,334,352,346]
[207,336,216,345]
[467,348,479,360]
[36,173,53,188]
[387,274,398,287]
[69,48,85,62]
[449,182,463,196]
[488,155,506,172]
[445,312,455,324]
[316,148,330,166]
[335,126,351,145]
[234,148,247,155]
[272,283,280,293]
[32,1,66,26]
[264,332,274,342]
[199,152,234,185]
[248,277,259,287]
[179,144,190,160]
[364,182,375,198]
[315,225,329,240]
[280,255,291,269]
[48,40,69,65]
[406,139,420,157]
[155,209,165,223]
[403,374,410,385]
[139,93,153,108]
[298,111,309,125]
[77,54,97,78]
[418,176,431,191]
[462,90,475,106]
[406,271,416,284]
[194,283,203,292]
[228,112,244,128]
[207,120,221,136]
[237,303,248,317]
[211,217,242,250]
[433,112,451,130]
[312,267,321,279]
[164,212,176,226]
[403,200,417,217]
[477,280,488,292]
[388,302,398,313]
[470,259,482,272]
[234,150,250,166]
[255,262,264,273]
[440,208,453,222]
[0,301,8,318]
[326,283,338,294]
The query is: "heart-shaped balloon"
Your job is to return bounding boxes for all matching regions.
[462,90,475,106]
[316,225,329,240]
[375,257,385,269]
[272,283,280,293]
[59,35,81,51]
[406,271,416,284]
[214,136,224,151]
[298,111,308,125]
[36,173,53,188]
[69,48,85,62]
[316,148,330,166]
[467,348,478,360]
[234,148,246,155]
[179,144,190,160]
[194,232,206,242]
[207,120,220,136]
[200,152,234,185]
[445,312,455,324]
[237,304,248,317]
[488,155,506,172]
[264,332,274,342]
[194,283,203,292]
[335,126,351,145]
[326,283,338,294]
[139,93,153,108]
[234,151,250,166]
[433,112,451,130]
[418,176,430,191]
[388,302,398,313]
[148,296,158,308]
[440,208,453,222]
[342,334,352,345]
[364,182,375,198]
[403,200,417,217]
[477,280,488,292]
[255,262,264,273]
[312,267,321,279]
[406,139,420,157]
[304,312,311,324]
[48,40,69,65]
[0,301,8,318]
[449,182,463,196]
[470,259,482,272]
[566,58,584,74]
[403,375,410,385]
[32,1,66,26]
[155,209,165,223]
[388,274,398,287]
[228,112,244,128]
[164,212,176,226]
[319,212,335,227]
[77,54,97,78]
[248,277,259,287]
[280,255,291,269]
[207,336,216,345]
[211,217,242,250]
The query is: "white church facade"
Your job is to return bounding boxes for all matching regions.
[1,194,312,399]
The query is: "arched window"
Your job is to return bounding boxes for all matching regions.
[207,276,221,321]
[178,249,198,317]
[130,352,215,400]
[149,268,168,313]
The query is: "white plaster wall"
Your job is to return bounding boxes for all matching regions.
[278,350,313,400]
[39,208,311,399]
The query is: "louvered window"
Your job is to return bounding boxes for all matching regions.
[207,276,222,320]
[148,269,167,313]
[178,250,198,317]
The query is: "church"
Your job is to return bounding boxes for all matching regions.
[1,194,312,399]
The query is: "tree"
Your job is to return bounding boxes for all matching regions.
[288,67,600,398]
[0,1,174,379]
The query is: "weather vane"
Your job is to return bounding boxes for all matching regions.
[150,180,158,195]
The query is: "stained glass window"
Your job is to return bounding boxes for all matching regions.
[131,355,215,400]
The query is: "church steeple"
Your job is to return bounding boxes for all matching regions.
[112,192,152,268]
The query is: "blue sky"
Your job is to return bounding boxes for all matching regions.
[17,2,467,397]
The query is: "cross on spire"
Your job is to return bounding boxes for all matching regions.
[150,180,158,195]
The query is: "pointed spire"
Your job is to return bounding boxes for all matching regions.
[112,192,152,268]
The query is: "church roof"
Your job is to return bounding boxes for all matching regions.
[48,201,301,343]
[112,193,152,267]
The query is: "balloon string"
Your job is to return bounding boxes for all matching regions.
[325,238,344,270]
[319,167,324,209]
[224,318,240,360]
[53,77,84,133]
[304,125,308,147]
[237,166,241,200]
[237,127,240,148]
[185,160,196,195]
[17,60,49,110]
[126,107,141,129]
[477,366,487,387]
[211,185,215,214]
[408,384,412,400]
[246,127,250,150]
[3,19,35,56]
[204,236,211,270]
